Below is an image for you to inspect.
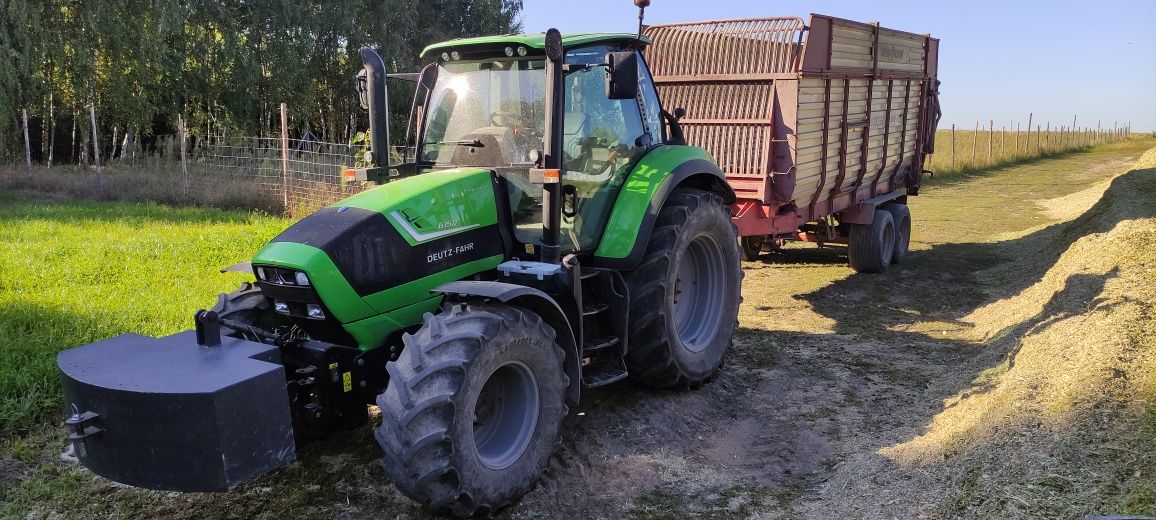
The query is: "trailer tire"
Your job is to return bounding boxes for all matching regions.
[848,209,896,273]
[740,235,765,261]
[883,204,911,264]
[625,189,741,389]
[375,303,568,518]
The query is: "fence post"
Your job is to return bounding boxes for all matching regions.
[179,114,189,198]
[1001,126,1006,161]
[280,103,290,211]
[951,124,956,169]
[89,102,104,197]
[22,108,33,172]
[971,121,978,165]
[1025,113,1033,153]
[987,120,993,165]
[1015,123,1020,158]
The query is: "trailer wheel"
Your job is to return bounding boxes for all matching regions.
[883,204,911,264]
[740,235,765,261]
[847,209,896,273]
[625,190,741,389]
[375,303,568,518]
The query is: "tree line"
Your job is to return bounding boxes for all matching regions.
[0,0,523,164]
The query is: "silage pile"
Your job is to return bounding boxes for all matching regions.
[797,148,1156,518]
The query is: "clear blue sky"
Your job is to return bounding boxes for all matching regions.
[522,0,1156,132]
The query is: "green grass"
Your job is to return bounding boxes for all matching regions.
[925,128,1127,176]
[0,194,291,433]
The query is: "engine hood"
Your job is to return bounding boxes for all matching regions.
[251,168,508,324]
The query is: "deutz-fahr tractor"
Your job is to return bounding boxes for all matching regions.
[58,6,744,517]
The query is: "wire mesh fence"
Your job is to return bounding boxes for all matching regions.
[145,133,372,215]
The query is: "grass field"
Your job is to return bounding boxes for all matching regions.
[0,200,290,431]
[1,137,1154,518]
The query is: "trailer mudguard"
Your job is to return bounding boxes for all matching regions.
[592,145,735,270]
[433,280,582,406]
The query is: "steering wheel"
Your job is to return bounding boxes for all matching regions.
[490,111,517,127]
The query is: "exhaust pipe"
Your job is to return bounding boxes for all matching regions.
[357,47,390,168]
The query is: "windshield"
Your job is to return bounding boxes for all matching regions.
[419,59,546,168]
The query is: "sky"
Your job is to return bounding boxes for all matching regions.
[521,0,1156,132]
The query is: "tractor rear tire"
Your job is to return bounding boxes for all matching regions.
[625,189,742,389]
[375,303,568,518]
[847,209,896,273]
[883,204,911,264]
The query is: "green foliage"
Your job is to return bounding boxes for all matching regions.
[0,0,523,160]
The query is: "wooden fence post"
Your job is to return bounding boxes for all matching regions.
[987,120,993,165]
[1015,123,1020,158]
[22,108,33,172]
[1025,113,1033,153]
[89,102,104,197]
[47,94,55,168]
[179,114,189,198]
[1001,126,1006,161]
[280,103,290,211]
[971,121,978,165]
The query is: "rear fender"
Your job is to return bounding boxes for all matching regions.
[432,281,582,407]
[592,145,734,270]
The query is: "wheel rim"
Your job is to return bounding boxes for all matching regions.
[672,233,727,352]
[472,361,539,470]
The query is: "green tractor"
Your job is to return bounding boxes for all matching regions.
[58,12,742,518]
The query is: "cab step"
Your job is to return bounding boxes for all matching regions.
[582,367,629,388]
[582,302,610,316]
[582,335,619,354]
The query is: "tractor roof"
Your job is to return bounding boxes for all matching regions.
[420,32,650,58]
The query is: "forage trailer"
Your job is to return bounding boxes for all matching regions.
[58,5,938,516]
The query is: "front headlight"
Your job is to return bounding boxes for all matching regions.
[294,272,310,286]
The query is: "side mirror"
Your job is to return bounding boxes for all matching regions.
[605,52,639,100]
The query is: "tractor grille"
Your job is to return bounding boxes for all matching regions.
[253,265,356,346]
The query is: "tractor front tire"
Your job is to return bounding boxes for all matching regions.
[625,189,742,389]
[847,208,896,273]
[210,282,279,336]
[376,303,568,517]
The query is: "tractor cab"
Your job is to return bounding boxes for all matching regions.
[358,33,667,255]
